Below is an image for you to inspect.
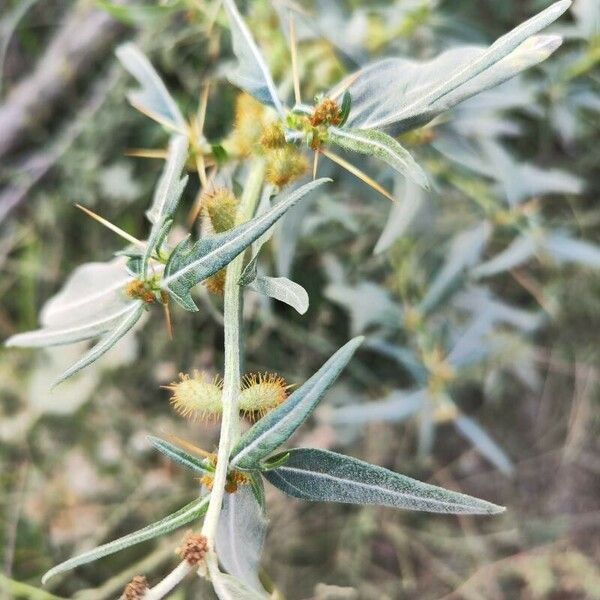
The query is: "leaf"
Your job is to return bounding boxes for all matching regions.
[231,336,364,469]
[328,389,426,425]
[544,232,600,268]
[115,43,186,131]
[419,222,491,314]
[41,495,210,584]
[328,127,429,190]
[5,259,134,348]
[374,179,426,255]
[330,1,570,134]
[162,178,330,311]
[222,0,284,115]
[97,1,179,25]
[339,91,352,126]
[265,448,504,514]
[216,485,268,593]
[211,570,269,600]
[473,234,538,278]
[52,302,144,386]
[145,135,189,225]
[148,436,212,475]
[245,275,309,314]
[455,415,514,475]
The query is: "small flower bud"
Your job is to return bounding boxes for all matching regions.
[125,280,157,304]
[260,122,286,150]
[310,98,342,127]
[122,575,148,600]
[176,532,208,566]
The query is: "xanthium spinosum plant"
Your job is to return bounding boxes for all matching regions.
[5,1,583,598]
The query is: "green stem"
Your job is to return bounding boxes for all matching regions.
[201,157,266,546]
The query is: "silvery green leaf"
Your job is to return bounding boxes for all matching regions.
[41,494,210,584]
[364,339,427,383]
[212,570,269,600]
[419,222,491,315]
[5,259,133,348]
[544,232,600,268]
[454,286,544,334]
[328,389,426,425]
[482,140,583,205]
[115,43,186,131]
[325,282,401,335]
[149,436,212,475]
[222,0,284,115]
[328,127,429,190]
[265,448,504,515]
[146,135,189,225]
[473,234,538,278]
[52,302,144,386]
[417,405,435,457]
[374,179,426,255]
[455,415,513,475]
[330,1,570,134]
[246,275,309,315]
[216,485,268,594]
[163,178,329,310]
[231,336,364,469]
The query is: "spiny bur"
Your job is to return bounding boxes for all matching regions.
[167,371,289,422]
[266,146,308,188]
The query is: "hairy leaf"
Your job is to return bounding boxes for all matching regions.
[328,127,429,190]
[52,302,144,386]
[231,336,364,469]
[211,570,269,600]
[148,436,212,475]
[163,178,330,310]
[216,485,268,593]
[265,448,504,514]
[41,495,210,584]
[115,43,186,131]
[222,0,284,115]
[245,275,309,314]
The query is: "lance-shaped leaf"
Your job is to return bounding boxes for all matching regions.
[329,389,426,426]
[222,0,284,115]
[329,1,570,134]
[265,448,504,515]
[245,275,309,315]
[149,436,212,475]
[216,485,268,594]
[52,301,144,386]
[162,178,330,311]
[145,135,189,225]
[231,336,364,469]
[115,43,186,131]
[41,495,210,584]
[328,127,429,190]
[473,234,538,278]
[455,415,514,475]
[419,221,491,315]
[211,570,269,600]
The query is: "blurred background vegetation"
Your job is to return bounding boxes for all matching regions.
[1,1,599,598]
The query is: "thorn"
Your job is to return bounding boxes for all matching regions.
[289,16,301,105]
[75,204,146,248]
[312,151,320,180]
[321,149,395,202]
[124,148,169,160]
[163,296,174,340]
[197,82,210,137]
[128,100,188,136]
[330,71,361,101]
[164,433,215,460]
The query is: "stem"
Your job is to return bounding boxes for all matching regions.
[201,158,266,546]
